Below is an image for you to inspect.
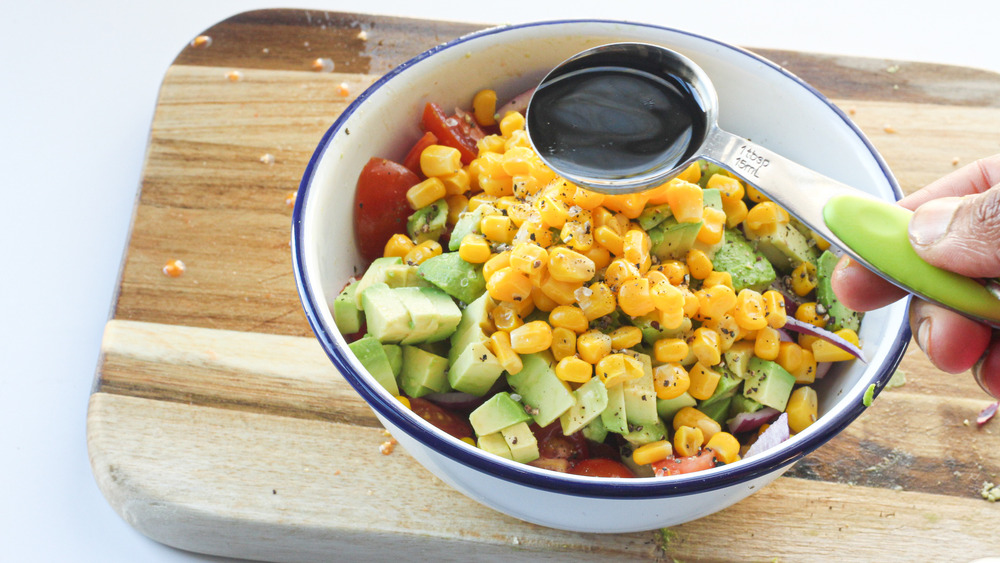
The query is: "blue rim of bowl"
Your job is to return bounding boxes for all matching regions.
[291,19,912,499]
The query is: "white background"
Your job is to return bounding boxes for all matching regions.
[3,1,998,561]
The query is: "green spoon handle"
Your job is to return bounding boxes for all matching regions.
[823,195,1000,326]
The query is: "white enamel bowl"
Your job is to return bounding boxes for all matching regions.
[292,19,910,533]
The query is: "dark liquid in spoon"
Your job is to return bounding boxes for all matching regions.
[527,66,706,184]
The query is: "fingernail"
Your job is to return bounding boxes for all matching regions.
[909,197,961,247]
[914,313,932,353]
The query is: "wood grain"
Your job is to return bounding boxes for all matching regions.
[89,9,1000,561]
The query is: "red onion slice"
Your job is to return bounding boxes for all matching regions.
[726,407,781,434]
[496,88,535,118]
[978,401,999,427]
[782,317,867,363]
[744,413,790,458]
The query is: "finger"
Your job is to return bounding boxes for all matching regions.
[909,300,992,374]
[907,186,1000,278]
[897,154,1000,211]
[831,255,907,311]
[973,333,1000,399]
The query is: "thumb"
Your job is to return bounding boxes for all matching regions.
[908,186,1000,278]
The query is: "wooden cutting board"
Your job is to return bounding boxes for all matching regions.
[87,10,1000,561]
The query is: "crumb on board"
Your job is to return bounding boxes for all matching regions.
[883,124,897,134]
[337,82,351,97]
[259,153,275,165]
[226,70,243,82]
[357,29,368,41]
[312,57,335,73]
[884,370,907,390]
[952,157,961,166]
[285,191,297,207]
[163,259,185,278]
[982,482,1000,502]
[190,35,212,48]
[379,439,397,455]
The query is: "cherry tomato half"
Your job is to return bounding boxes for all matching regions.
[420,102,480,165]
[568,458,636,478]
[533,422,589,462]
[651,450,719,477]
[407,397,474,441]
[402,131,438,176]
[353,157,420,263]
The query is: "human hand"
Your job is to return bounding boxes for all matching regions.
[830,155,1000,398]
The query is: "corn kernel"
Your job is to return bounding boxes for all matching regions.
[632,440,674,466]
[499,111,525,138]
[734,289,769,331]
[653,362,690,400]
[790,261,818,297]
[701,271,733,290]
[762,290,787,328]
[420,144,462,178]
[440,169,471,196]
[509,243,548,276]
[811,328,860,362]
[688,362,721,400]
[539,273,581,306]
[581,245,612,271]
[548,247,596,283]
[697,207,727,245]
[501,146,536,176]
[795,302,828,328]
[403,240,442,266]
[603,258,641,293]
[383,233,415,258]
[786,386,818,433]
[723,198,749,228]
[486,267,532,303]
[602,193,649,219]
[406,178,446,210]
[445,194,469,225]
[504,129,531,150]
[672,406,721,440]
[555,356,593,383]
[594,225,625,256]
[481,214,516,244]
[550,327,577,361]
[531,285,558,312]
[509,320,553,354]
[572,187,605,210]
[690,327,722,366]
[681,285,700,318]
[549,305,589,334]
[467,193,497,212]
[477,135,506,155]
[701,313,741,352]
[666,181,704,223]
[577,330,613,364]
[654,338,689,364]
[576,282,617,321]
[482,250,511,281]
[618,277,656,317]
[673,425,704,457]
[776,341,805,374]
[677,161,702,184]
[479,175,514,197]
[490,330,523,375]
[706,173,744,204]
[472,89,498,127]
[790,348,818,384]
[686,249,713,280]
[609,325,643,350]
[754,326,781,361]
[746,185,770,203]
[623,229,651,265]
[458,233,491,263]
[596,353,643,387]
[660,260,689,285]
[744,201,790,236]
[490,301,523,332]
[705,431,741,464]
[697,285,738,321]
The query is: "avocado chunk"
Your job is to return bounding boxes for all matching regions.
[354,257,428,308]
[581,414,609,443]
[816,250,862,332]
[697,366,743,414]
[333,280,363,334]
[448,203,501,251]
[743,357,796,411]
[711,229,777,293]
[622,417,668,447]
[637,203,673,231]
[361,283,411,343]
[468,391,533,436]
[634,313,692,346]
[728,393,764,418]
[382,344,402,378]
[601,383,629,434]
[650,217,703,261]
[477,432,513,460]
[622,352,659,427]
[656,391,697,421]
[418,251,486,304]
[420,287,463,342]
[746,221,819,273]
[500,421,540,464]
[506,352,577,428]
[448,292,495,364]
[559,375,610,435]
[399,345,450,397]
[407,198,448,243]
[347,335,399,395]
[448,341,504,396]
[723,340,756,379]
[395,287,440,344]
[699,396,734,424]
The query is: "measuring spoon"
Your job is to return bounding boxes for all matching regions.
[524,42,1000,328]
